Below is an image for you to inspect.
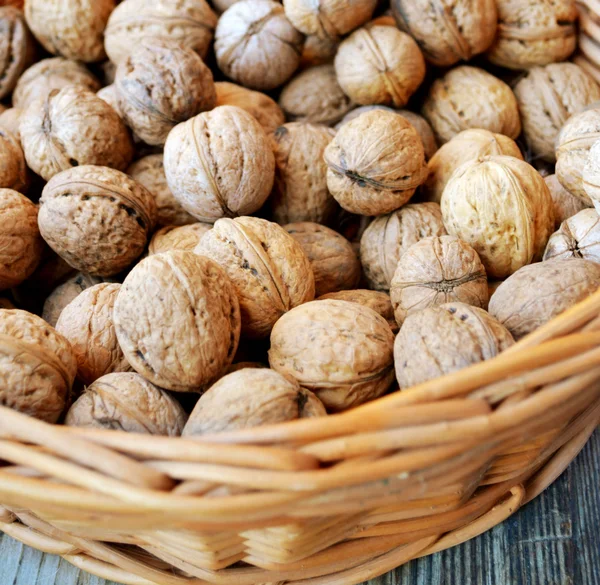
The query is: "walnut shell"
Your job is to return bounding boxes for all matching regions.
[0,128,28,192]
[0,308,77,422]
[182,368,326,435]
[213,0,240,12]
[334,25,425,107]
[574,52,600,85]
[545,174,592,228]
[279,64,354,125]
[442,155,555,279]
[96,83,120,113]
[65,372,187,435]
[394,302,514,388]
[514,63,600,163]
[269,299,395,412]
[486,0,577,70]
[0,189,44,290]
[422,66,521,146]
[0,108,23,142]
[324,109,428,216]
[270,122,336,225]
[215,0,303,91]
[148,223,212,255]
[360,202,447,291]
[113,251,241,391]
[105,0,217,65]
[422,129,523,205]
[20,86,134,182]
[489,258,600,339]
[300,34,339,69]
[38,165,157,276]
[25,0,114,63]
[214,82,285,135]
[543,208,600,263]
[0,298,15,309]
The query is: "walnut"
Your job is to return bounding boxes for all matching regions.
[489,258,600,339]
[394,302,514,388]
[96,84,120,114]
[514,63,600,163]
[212,0,239,12]
[113,251,241,391]
[269,299,395,412]
[390,235,488,326]
[360,202,446,291]
[0,189,44,290]
[324,109,428,216]
[300,34,339,69]
[38,165,157,276]
[422,66,521,145]
[543,208,600,263]
[486,0,577,70]
[215,0,303,91]
[574,53,600,85]
[279,64,354,125]
[20,86,134,182]
[270,122,336,225]
[545,174,591,228]
[214,82,285,135]
[148,223,212,255]
[334,25,425,107]
[391,0,497,67]
[163,106,275,223]
[0,108,23,142]
[0,308,77,422]
[12,57,101,110]
[0,128,28,192]
[182,368,325,435]
[105,0,217,65]
[65,372,186,435]
[442,155,555,279]
[115,40,216,147]
[422,129,523,204]
[24,0,114,63]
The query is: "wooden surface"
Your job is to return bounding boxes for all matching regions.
[1,429,598,585]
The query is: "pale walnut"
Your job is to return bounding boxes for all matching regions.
[65,372,186,436]
[324,109,428,216]
[0,128,28,192]
[164,106,275,223]
[20,86,134,182]
[514,63,600,163]
[422,66,521,145]
[148,223,212,255]
[334,25,426,107]
[269,299,395,412]
[545,174,591,229]
[543,208,600,263]
[300,34,339,69]
[113,251,241,392]
[360,202,447,291]
[583,139,600,213]
[0,308,77,422]
[182,368,326,435]
[489,258,600,339]
[38,165,157,276]
[0,108,23,142]
[0,189,44,290]
[394,302,514,388]
[215,0,303,91]
[96,84,120,114]
[574,52,600,85]
[196,217,315,338]
[442,155,555,279]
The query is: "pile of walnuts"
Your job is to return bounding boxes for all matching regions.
[1,0,600,436]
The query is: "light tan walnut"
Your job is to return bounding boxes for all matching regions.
[543,208,600,263]
[149,224,212,255]
[394,302,514,388]
[0,308,77,422]
[38,165,157,276]
[65,372,186,435]
[582,139,600,212]
[0,108,23,142]
[300,34,339,69]
[113,251,241,391]
[0,128,28,192]
[422,66,521,145]
[546,174,592,228]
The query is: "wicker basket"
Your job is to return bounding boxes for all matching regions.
[1,290,600,585]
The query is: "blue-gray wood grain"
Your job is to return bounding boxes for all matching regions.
[1,430,598,585]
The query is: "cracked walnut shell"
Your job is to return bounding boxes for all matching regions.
[543,208,600,263]
[545,174,591,229]
[149,223,212,256]
[0,128,28,193]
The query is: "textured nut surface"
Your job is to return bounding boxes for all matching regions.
[390,235,488,326]
[0,108,23,142]
[300,34,339,69]
[183,368,325,435]
[269,299,394,411]
[324,109,428,215]
[164,106,275,223]
[0,7,36,99]
[65,372,186,435]
[215,0,303,91]
[582,138,600,212]
[335,25,426,107]
[270,122,336,225]
[0,308,77,422]
[149,223,212,255]
[0,128,28,192]
[394,302,514,388]
[545,174,591,228]
[38,165,157,276]
[360,202,447,291]
[422,66,521,145]
[489,258,600,339]
[196,217,315,338]
[543,208,600,263]
[442,155,555,279]
[0,189,44,290]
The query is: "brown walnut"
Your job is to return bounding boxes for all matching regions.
[148,223,212,255]
[0,128,28,193]
[300,34,339,69]
[543,208,600,263]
